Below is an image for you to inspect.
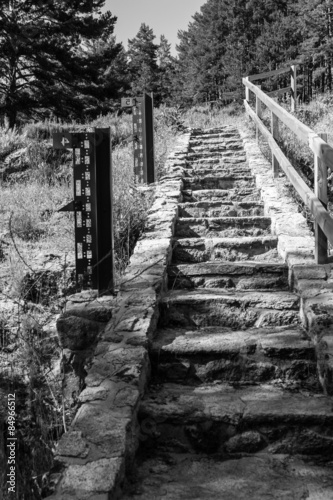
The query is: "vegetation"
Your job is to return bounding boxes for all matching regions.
[0,0,126,128]
[0,107,183,498]
[174,0,333,104]
[3,0,333,127]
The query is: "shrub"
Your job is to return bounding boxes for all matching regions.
[0,126,27,161]
[10,211,45,241]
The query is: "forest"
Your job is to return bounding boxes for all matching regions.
[1,0,333,128]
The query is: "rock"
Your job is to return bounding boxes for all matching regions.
[61,458,122,496]
[63,292,114,323]
[225,431,264,453]
[57,315,102,350]
[56,431,89,459]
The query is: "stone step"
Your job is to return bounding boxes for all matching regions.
[159,289,300,329]
[168,261,288,290]
[183,175,255,191]
[188,155,247,166]
[190,132,240,140]
[150,325,317,386]
[122,452,333,500]
[190,135,240,142]
[139,382,333,456]
[183,166,251,177]
[172,236,280,263]
[178,201,264,218]
[189,142,243,153]
[182,188,260,203]
[190,128,238,138]
[175,216,271,238]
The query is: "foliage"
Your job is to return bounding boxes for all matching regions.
[0,126,27,160]
[172,0,333,106]
[127,23,159,98]
[0,0,125,128]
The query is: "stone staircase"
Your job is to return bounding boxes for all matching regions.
[122,127,333,499]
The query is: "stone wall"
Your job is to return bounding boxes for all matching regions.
[46,132,191,500]
[240,127,333,394]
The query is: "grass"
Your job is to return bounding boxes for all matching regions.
[181,102,245,129]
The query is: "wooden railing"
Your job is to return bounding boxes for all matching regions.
[243,69,333,264]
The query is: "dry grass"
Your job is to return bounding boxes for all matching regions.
[182,102,245,129]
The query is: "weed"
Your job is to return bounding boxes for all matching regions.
[0,126,27,161]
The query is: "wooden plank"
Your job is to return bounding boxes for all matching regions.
[271,112,280,178]
[248,67,291,82]
[245,77,250,102]
[221,92,239,97]
[308,133,333,172]
[255,85,262,143]
[243,77,333,171]
[267,86,290,97]
[291,65,297,112]
[315,132,328,264]
[244,100,333,247]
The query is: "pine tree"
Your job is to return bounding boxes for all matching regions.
[127,23,159,97]
[173,0,301,103]
[294,0,333,90]
[0,0,122,127]
[83,36,130,115]
[156,35,176,104]
[175,0,230,105]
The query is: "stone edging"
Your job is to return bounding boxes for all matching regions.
[240,127,333,394]
[46,132,191,499]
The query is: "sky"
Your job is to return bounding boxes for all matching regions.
[103,0,206,55]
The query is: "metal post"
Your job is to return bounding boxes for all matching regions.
[142,93,155,184]
[314,132,328,264]
[53,129,114,295]
[95,128,114,294]
[122,93,155,184]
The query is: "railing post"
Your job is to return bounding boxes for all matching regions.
[314,132,328,264]
[271,111,280,178]
[291,65,297,112]
[255,85,262,143]
[245,77,250,102]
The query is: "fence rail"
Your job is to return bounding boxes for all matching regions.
[243,70,333,264]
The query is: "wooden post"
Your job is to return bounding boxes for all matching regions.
[255,85,262,143]
[271,112,280,178]
[291,65,297,112]
[245,77,250,102]
[314,132,328,264]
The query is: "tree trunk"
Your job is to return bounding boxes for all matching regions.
[5,106,17,129]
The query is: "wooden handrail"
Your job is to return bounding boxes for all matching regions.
[266,86,291,97]
[248,67,291,82]
[243,77,333,171]
[243,71,333,263]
